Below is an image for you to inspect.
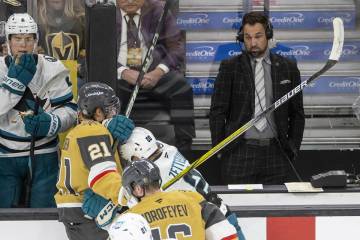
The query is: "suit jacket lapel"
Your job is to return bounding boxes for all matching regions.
[140,4,152,47]
[116,8,123,53]
[116,7,152,48]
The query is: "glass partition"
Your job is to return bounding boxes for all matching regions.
[4,0,360,190]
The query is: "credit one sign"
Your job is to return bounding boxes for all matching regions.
[177,11,355,30]
[186,41,360,63]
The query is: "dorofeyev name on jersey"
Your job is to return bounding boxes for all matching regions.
[142,203,189,224]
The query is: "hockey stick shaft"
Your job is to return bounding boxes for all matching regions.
[162,18,344,190]
[25,95,39,206]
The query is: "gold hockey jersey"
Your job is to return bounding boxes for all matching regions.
[127,190,238,240]
[55,121,123,207]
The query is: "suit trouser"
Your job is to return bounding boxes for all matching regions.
[221,139,290,185]
[117,71,195,150]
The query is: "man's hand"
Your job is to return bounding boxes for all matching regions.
[121,69,140,85]
[141,68,164,89]
[82,189,118,229]
[22,100,61,137]
[8,54,37,86]
[3,54,37,94]
[23,108,61,138]
[103,115,134,144]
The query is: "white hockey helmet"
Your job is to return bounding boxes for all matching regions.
[5,13,38,41]
[108,213,153,240]
[120,127,158,161]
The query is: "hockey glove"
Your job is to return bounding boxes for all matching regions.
[103,115,134,143]
[23,103,61,137]
[82,189,118,229]
[227,212,246,240]
[3,54,37,95]
[205,191,230,216]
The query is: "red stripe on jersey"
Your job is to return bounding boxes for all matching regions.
[267,216,315,240]
[90,170,116,188]
[222,233,238,240]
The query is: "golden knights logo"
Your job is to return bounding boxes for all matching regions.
[46,31,80,60]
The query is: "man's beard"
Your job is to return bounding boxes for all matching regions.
[246,46,267,58]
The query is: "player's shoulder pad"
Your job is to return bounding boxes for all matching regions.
[42,55,58,63]
[72,121,111,138]
[180,190,205,202]
[38,54,69,79]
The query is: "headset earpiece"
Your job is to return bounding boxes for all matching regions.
[236,25,244,43]
[266,21,273,39]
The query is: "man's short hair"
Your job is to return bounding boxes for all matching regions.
[242,11,269,31]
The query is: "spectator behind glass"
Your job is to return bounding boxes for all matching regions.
[0,0,27,56]
[37,0,86,79]
[116,0,195,152]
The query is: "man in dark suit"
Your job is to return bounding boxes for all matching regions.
[210,12,305,185]
[115,0,195,151]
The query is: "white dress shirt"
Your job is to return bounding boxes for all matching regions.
[117,9,169,79]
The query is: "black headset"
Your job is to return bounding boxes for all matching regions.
[236,13,273,43]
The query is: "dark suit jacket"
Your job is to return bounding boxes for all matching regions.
[209,52,305,158]
[116,0,184,72]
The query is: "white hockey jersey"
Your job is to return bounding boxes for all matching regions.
[0,54,77,157]
[118,141,210,208]
[154,141,209,193]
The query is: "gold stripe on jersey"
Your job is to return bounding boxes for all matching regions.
[55,121,123,206]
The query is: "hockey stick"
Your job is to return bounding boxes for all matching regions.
[13,55,70,206]
[24,96,39,206]
[112,0,173,150]
[162,17,344,190]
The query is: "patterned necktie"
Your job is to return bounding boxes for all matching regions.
[254,58,267,131]
[126,14,141,70]
[127,14,140,49]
